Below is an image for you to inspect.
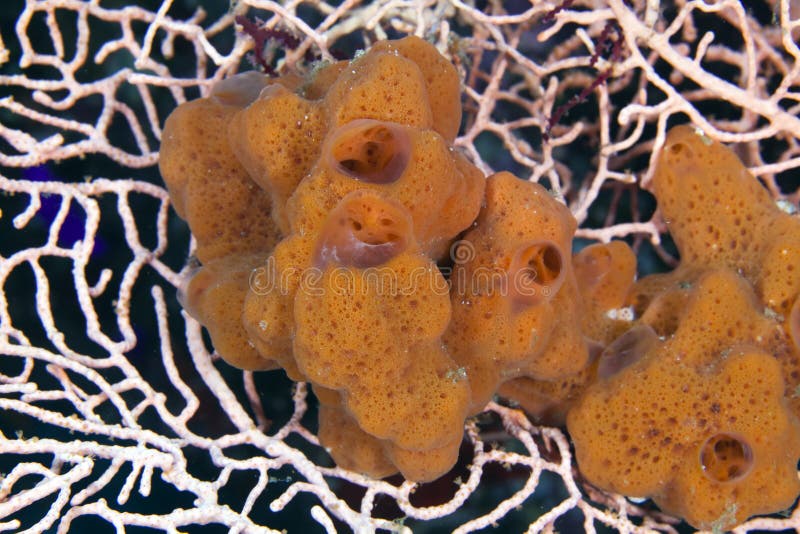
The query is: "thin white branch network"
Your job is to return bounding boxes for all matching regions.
[0,0,799,532]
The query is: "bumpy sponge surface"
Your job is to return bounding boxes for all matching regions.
[628,125,800,412]
[180,254,276,371]
[564,126,800,529]
[293,192,468,480]
[163,36,487,482]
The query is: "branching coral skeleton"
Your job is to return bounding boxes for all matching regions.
[1,0,799,531]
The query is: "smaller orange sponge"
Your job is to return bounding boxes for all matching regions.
[569,269,800,529]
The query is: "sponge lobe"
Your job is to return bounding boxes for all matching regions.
[181,254,276,371]
[159,97,280,263]
[314,190,413,269]
[228,83,326,234]
[370,36,462,142]
[286,120,484,259]
[293,195,467,479]
[323,49,434,129]
[445,171,588,414]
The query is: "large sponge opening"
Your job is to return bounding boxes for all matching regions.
[314,190,413,268]
[699,432,754,484]
[325,119,411,184]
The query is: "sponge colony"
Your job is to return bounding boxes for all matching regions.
[565,125,800,530]
[444,171,588,414]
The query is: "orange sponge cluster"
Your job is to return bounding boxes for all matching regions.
[497,127,800,528]
[161,36,487,481]
[160,33,800,525]
[562,126,800,529]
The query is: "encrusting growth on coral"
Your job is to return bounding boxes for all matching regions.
[159,35,800,528]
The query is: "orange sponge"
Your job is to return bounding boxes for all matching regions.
[241,233,313,381]
[233,39,483,392]
[180,254,276,371]
[315,385,398,479]
[573,241,637,344]
[445,172,588,414]
[227,36,463,235]
[497,365,595,427]
[629,125,800,410]
[316,385,462,482]
[568,269,800,529]
[241,119,484,378]
[564,127,800,528]
[652,125,775,270]
[323,47,434,130]
[636,125,800,316]
[161,37,482,484]
[161,47,800,524]
[286,118,484,258]
[369,37,462,142]
[227,83,327,233]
